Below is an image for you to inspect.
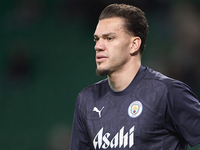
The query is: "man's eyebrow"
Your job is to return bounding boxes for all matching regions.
[94,32,116,37]
[102,32,116,36]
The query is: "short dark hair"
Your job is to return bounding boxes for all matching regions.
[99,3,149,54]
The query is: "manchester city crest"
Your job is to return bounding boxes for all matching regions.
[128,101,143,118]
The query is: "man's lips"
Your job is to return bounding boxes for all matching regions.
[96,54,108,63]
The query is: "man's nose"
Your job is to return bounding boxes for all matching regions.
[94,39,105,51]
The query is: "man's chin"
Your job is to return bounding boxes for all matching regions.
[96,69,109,77]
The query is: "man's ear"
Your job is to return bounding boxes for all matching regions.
[130,37,141,55]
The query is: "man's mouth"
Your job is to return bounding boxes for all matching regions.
[96,54,107,63]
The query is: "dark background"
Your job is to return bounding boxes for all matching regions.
[0,0,200,149]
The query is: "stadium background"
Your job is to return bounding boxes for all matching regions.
[0,0,200,149]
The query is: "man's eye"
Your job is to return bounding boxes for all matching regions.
[107,37,114,41]
[94,38,99,42]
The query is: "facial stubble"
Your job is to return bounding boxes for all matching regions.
[96,68,110,77]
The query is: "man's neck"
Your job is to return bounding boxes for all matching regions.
[108,61,141,92]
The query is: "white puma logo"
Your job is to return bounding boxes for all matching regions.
[93,106,104,118]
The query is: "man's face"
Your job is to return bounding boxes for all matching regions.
[94,17,134,76]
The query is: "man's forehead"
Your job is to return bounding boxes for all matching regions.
[94,17,125,36]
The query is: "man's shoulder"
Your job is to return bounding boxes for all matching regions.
[82,78,108,91]
[76,78,109,112]
[78,78,109,97]
[144,67,191,92]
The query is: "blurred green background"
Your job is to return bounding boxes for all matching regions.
[0,0,200,149]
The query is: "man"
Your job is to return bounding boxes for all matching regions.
[70,3,200,150]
